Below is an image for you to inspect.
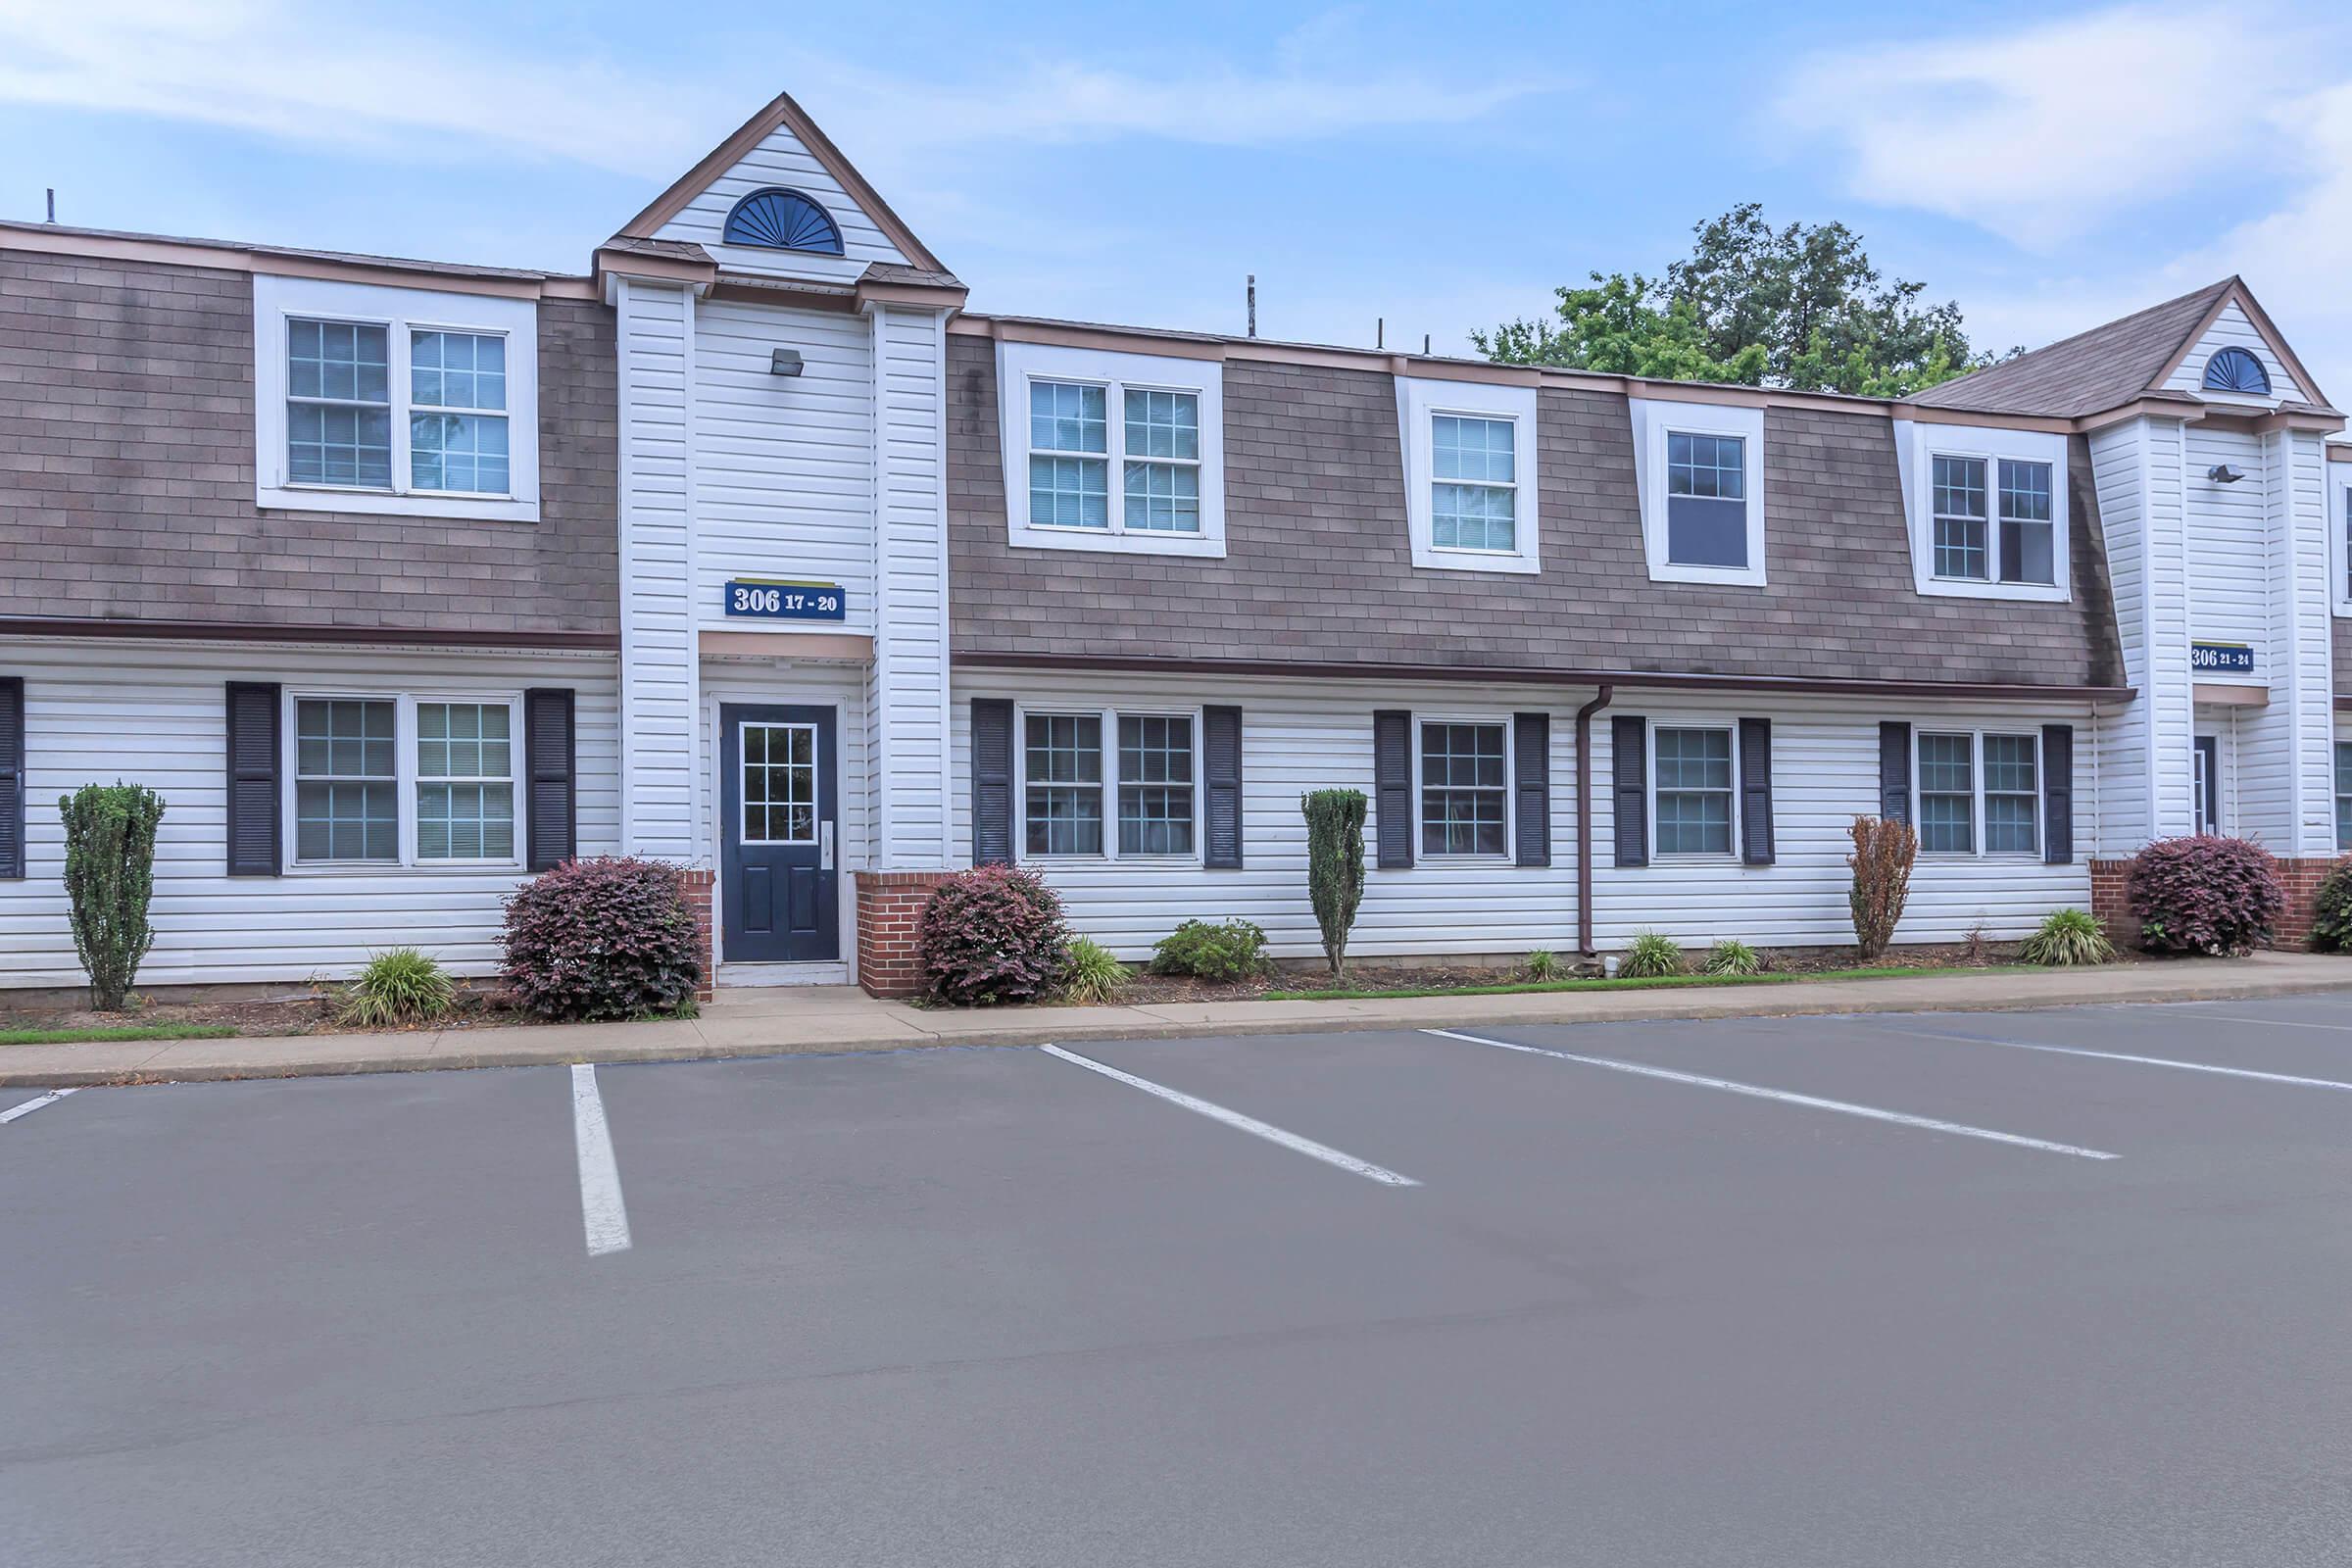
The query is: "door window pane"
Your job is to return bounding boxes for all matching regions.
[295,698,397,860]
[1917,732,1975,854]
[1117,714,1194,855]
[1654,726,1734,854]
[416,702,514,859]
[741,723,817,845]
[1419,722,1507,856]
[1983,733,2038,854]
[1024,713,1103,856]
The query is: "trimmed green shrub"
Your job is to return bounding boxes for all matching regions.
[1152,918,1269,982]
[2020,908,2114,967]
[2127,835,2285,956]
[1060,937,1127,1004]
[340,948,457,1027]
[503,857,703,1020]
[917,864,1071,1005]
[1302,788,1368,975]
[1848,814,1917,961]
[1525,948,1560,981]
[1703,937,1762,976]
[1620,930,1684,979]
[59,782,166,1011]
[2308,858,2352,953]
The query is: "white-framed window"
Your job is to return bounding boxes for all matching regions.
[2335,740,2352,851]
[739,721,818,846]
[1630,397,1766,585]
[1396,375,1542,574]
[1914,729,2041,858]
[1893,420,2068,603]
[1016,705,1201,860]
[1651,722,1737,857]
[2328,465,2352,617]
[253,274,541,522]
[997,342,1226,559]
[285,690,523,868]
[1416,717,1510,858]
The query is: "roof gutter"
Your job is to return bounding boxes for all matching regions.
[1574,685,1614,956]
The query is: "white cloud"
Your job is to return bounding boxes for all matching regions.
[1778,3,2322,248]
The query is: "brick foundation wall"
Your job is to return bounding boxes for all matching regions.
[856,870,952,998]
[2091,851,2344,950]
[679,867,715,1003]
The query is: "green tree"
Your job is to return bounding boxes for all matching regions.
[59,782,165,1011]
[1300,789,1368,977]
[1475,204,2005,397]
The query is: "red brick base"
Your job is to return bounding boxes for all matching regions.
[679,867,716,1003]
[2091,852,2344,949]
[855,870,952,998]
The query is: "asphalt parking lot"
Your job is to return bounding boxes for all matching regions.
[6,996,2352,1567]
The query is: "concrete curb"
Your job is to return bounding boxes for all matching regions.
[8,959,2351,1089]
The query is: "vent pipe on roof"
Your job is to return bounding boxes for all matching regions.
[1424,333,1431,356]
[45,188,55,223]
[1246,274,1255,339]
[1377,318,1384,350]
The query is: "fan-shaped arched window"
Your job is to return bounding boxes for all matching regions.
[721,188,845,256]
[2202,345,2272,396]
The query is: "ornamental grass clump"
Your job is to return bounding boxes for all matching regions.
[339,948,457,1027]
[59,782,166,1011]
[1703,937,1762,977]
[2125,835,2285,956]
[1524,948,1560,981]
[2019,908,2114,967]
[502,857,703,1020]
[1060,937,1126,1004]
[1620,930,1684,979]
[916,864,1071,1005]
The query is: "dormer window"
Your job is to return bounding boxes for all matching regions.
[996,341,1227,559]
[1629,397,1766,585]
[2201,346,2272,396]
[1396,376,1542,575]
[721,187,845,256]
[1894,420,2068,604]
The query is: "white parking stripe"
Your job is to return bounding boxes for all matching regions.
[0,1088,79,1124]
[1427,1029,2118,1160]
[1868,1021,2352,1092]
[569,1064,632,1257]
[2146,1008,2352,1035]
[1039,1044,1420,1187]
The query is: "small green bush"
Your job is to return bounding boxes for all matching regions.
[2309,858,2352,953]
[1151,918,1269,982]
[1620,930,1684,979]
[1525,948,1559,981]
[2020,908,2115,966]
[60,782,166,1011]
[1060,937,1127,1004]
[1302,789,1368,975]
[339,948,457,1027]
[1703,938,1762,977]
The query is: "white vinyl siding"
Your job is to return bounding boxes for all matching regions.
[0,641,617,990]
[2163,300,2304,404]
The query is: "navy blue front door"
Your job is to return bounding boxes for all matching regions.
[719,705,838,963]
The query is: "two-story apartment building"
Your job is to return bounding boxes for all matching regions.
[3,89,2347,998]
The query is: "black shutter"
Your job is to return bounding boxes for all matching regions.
[1879,721,1913,824]
[0,677,23,879]
[224,681,281,877]
[1739,716,1775,866]
[1513,711,1550,867]
[524,688,577,871]
[2042,723,2074,864]
[1373,709,1413,869]
[1611,713,1647,868]
[972,699,1014,865]
[1202,705,1243,869]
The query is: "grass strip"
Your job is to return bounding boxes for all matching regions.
[0,1023,236,1047]
[1265,964,2030,1003]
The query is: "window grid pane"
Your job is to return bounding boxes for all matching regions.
[2337,741,2352,851]
[1983,733,2038,854]
[1918,733,1975,854]
[1430,416,1517,554]
[1432,482,1516,552]
[1932,456,1989,580]
[1123,461,1200,533]
[415,702,515,860]
[1997,459,2055,585]
[287,319,391,488]
[1025,713,1103,856]
[1029,455,1109,528]
[1653,727,1735,855]
[741,723,817,845]
[1419,722,1507,857]
[1030,381,1106,455]
[1666,432,1745,500]
[1122,389,1199,462]
[295,698,397,860]
[1117,714,1195,856]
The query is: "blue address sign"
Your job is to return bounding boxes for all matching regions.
[2190,642,2255,675]
[724,579,846,622]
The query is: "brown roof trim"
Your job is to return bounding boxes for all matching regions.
[954,651,2132,704]
[856,277,970,311]
[592,242,718,291]
[613,89,946,273]
[0,218,590,300]
[0,617,619,652]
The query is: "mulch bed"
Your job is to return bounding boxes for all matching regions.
[1,983,536,1039]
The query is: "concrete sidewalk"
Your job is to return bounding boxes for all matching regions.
[6,951,2350,1088]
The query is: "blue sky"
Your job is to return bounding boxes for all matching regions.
[5,1,2350,397]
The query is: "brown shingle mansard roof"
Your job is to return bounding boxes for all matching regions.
[1911,276,2335,419]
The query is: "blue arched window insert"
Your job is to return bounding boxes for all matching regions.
[721,187,845,256]
[2202,345,2272,396]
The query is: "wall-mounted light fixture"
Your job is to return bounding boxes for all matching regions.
[2207,464,2245,484]
[769,348,805,378]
